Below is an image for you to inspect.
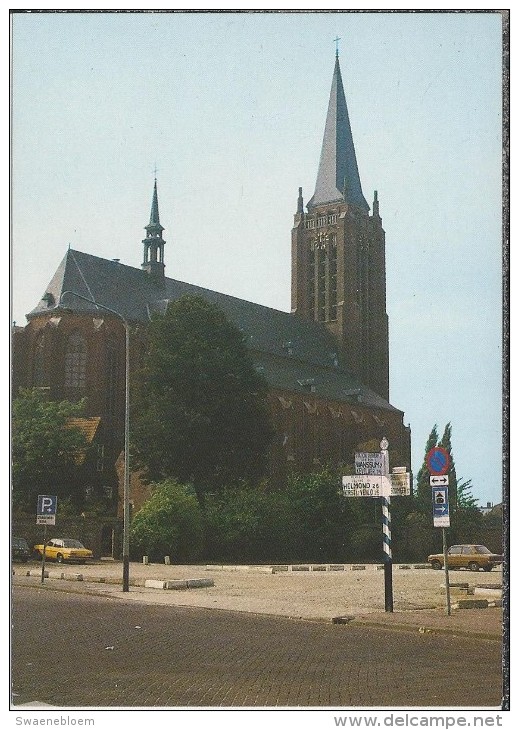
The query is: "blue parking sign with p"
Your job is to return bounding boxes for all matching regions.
[37,494,57,515]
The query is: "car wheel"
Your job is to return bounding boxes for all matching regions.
[431,560,442,570]
[56,554,64,564]
[483,566,492,572]
[468,561,480,572]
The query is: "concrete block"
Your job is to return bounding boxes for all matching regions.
[144,579,166,589]
[397,564,411,570]
[64,573,83,581]
[441,586,473,596]
[456,598,489,609]
[352,565,366,571]
[164,556,171,565]
[311,565,327,571]
[374,564,385,571]
[488,598,503,607]
[329,564,345,571]
[272,565,289,572]
[142,556,149,565]
[291,565,310,571]
[164,580,188,590]
[413,564,431,569]
[186,578,214,588]
[474,586,502,596]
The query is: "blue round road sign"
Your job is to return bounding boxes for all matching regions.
[426,446,450,476]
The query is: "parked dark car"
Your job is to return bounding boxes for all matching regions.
[12,537,30,562]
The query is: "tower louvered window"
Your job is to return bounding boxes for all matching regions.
[309,231,338,323]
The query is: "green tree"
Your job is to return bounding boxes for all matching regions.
[438,422,458,511]
[203,483,294,563]
[130,479,204,562]
[456,477,479,512]
[12,388,89,511]
[131,295,274,496]
[286,469,350,562]
[413,424,439,514]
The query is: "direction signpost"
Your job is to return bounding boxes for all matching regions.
[342,440,411,612]
[427,447,451,615]
[37,495,57,584]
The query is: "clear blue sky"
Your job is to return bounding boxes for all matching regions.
[10,10,505,507]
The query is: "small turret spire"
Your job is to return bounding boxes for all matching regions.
[142,177,166,286]
[297,186,304,214]
[147,178,164,232]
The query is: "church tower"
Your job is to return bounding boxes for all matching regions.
[291,53,389,401]
[142,178,166,285]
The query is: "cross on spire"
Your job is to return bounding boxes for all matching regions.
[152,163,159,180]
[333,36,341,57]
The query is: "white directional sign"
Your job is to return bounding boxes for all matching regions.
[389,472,411,496]
[355,452,383,476]
[342,475,387,497]
[343,473,411,497]
[430,475,449,487]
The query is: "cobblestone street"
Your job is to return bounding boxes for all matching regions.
[12,585,503,709]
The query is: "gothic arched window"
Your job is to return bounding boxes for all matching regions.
[105,337,119,423]
[33,331,47,387]
[64,331,87,389]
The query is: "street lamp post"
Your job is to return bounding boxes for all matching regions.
[59,291,131,592]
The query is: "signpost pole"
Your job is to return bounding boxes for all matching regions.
[427,447,451,617]
[380,438,393,613]
[37,495,57,584]
[41,524,47,584]
[442,527,451,616]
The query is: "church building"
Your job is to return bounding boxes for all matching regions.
[12,54,411,514]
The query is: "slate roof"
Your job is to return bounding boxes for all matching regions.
[307,56,369,212]
[28,248,401,415]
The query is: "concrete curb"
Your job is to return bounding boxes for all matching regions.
[206,563,433,573]
[17,569,215,591]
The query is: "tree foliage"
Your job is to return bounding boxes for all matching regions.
[438,422,458,511]
[414,424,439,514]
[130,479,204,562]
[412,423,482,538]
[12,388,89,511]
[131,295,274,495]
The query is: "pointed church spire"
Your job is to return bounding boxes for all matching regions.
[147,178,164,233]
[307,55,369,212]
[142,177,166,286]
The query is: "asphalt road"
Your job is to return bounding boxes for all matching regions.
[12,585,503,709]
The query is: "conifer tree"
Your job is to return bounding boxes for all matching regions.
[438,422,458,511]
[414,425,439,514]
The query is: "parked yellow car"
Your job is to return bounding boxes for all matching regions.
[428,544,502,572]
[33,538,93,564]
